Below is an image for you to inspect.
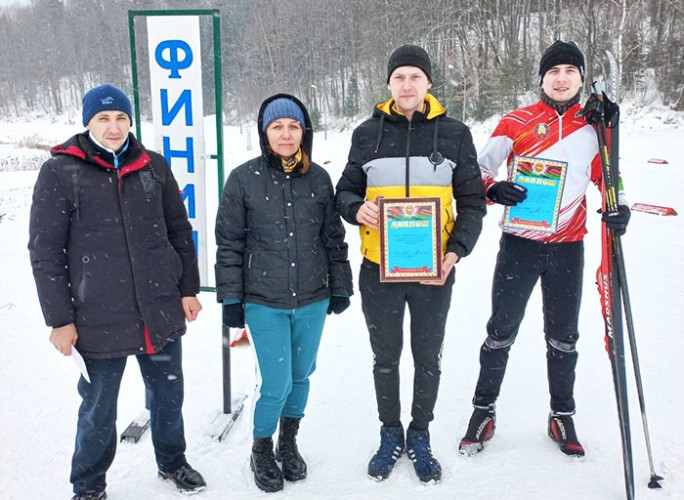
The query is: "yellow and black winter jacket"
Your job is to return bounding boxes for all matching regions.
[335,94,486,264]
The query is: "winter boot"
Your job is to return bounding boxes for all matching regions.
[548,413,585,457]
[275,416,307,481]
[406,427,442,483]
[367,425,405,481]
[158,464,206,494]
[71,493,106,500]
[459,405,496,456]
[250,437,284,492]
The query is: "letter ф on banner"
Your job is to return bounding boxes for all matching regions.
[155,40,194,78]
[147,16,208,285]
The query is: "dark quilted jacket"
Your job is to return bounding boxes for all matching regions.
[28,132,199,358]
[215,94,353,308]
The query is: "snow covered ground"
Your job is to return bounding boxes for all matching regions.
[0,106,682,500]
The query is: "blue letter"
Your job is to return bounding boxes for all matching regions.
[180,183,196,218]
[155,40,193,79]
[163,137,195,173]
[192,230,199,259]
[161,89,193,126]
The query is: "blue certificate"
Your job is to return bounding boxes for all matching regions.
[379,198,442,282]
[503,155,568,233]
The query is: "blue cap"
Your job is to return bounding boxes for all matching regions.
[261,98,305,132]
[82,84,132,126]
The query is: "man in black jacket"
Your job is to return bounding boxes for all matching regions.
[28,84,206,499]
[335,45,486,483]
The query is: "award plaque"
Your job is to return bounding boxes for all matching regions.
[379,197,442,282]
[503,155,568,233]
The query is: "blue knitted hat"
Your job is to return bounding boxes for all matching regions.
[261,98,305,132]
[82,84,132,126]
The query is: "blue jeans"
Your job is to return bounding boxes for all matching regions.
[245,299,329,438]
[71,340,187,494]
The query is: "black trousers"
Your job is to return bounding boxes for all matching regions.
[473,234,583,414]
[360,259,454,430]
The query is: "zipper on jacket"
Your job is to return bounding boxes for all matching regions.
[558,112,563,141]
[248,253,253,268]
[113,165,141,338]
[71,171,80,221]
[405,121,412,197]
[117,167,124,193]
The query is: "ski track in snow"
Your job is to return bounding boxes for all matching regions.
[1,111,682,500]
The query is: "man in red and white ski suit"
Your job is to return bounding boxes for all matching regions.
[480,99,605,243]
[459,41,630,458]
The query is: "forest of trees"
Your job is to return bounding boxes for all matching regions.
[0,0,682,128]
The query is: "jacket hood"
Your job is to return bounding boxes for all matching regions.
[257,93,313,160]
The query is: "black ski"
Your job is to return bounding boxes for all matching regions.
[605,50,664,491]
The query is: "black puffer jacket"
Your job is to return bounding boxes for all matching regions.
[215,94,353,308]
[28,132,199,359]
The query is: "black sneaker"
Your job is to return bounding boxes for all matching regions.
[548,413,585,457]
[71,493,106,500]
[367,425,405,481]
[459,406,496,456]
[159,464,207,494]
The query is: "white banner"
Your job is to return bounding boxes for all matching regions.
[147,16,208,286]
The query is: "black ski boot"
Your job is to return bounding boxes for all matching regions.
[548,412,585,457]
[275,416,307,481]
[459,405,496,456]
[250,437,284,492]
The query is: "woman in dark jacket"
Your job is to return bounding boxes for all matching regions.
[215,94,353,493]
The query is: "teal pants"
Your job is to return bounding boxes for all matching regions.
[246,299,329,438]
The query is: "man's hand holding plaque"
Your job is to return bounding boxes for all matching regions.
[420,251,459,286]
[356,200,380,229]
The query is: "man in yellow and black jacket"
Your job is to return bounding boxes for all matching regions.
[335,45,486,484]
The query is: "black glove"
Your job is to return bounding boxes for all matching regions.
[222,302,245,328]
[604,94,620,128]
[327,296,350,315]
[601,204,631,236]
[486,181,527,206]
[580,92,619,128]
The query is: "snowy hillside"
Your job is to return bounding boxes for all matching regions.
[0,106,682,500]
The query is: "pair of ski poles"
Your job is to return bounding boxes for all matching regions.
[584,84,663,498]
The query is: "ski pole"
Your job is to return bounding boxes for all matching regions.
[611,236,664,489]
[588,85,635,500]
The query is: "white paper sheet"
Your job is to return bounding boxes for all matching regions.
[71,346,91,383]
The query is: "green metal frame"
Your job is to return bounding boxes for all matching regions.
[128,9,224,293]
